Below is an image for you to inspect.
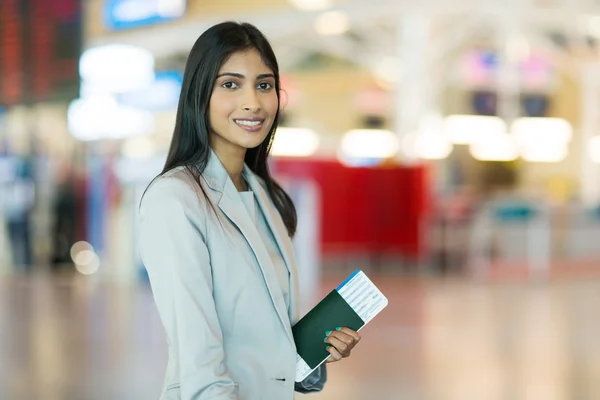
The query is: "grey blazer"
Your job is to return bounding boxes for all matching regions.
[139,150,326,399]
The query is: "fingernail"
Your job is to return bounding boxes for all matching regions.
[325,330,332,336]
[335,327,342,331]
[326,345,330,350]
[323,337,328,342]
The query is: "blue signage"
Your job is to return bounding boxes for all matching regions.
[103,0,187,31]
[116,70,183,111]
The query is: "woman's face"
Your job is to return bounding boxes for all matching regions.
[208,49,279,157]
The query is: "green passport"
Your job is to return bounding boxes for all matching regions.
[293,270,388,382]
[292,289,365,369]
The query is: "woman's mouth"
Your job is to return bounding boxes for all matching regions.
[234,119,264,132]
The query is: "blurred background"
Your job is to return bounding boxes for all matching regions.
[2,0,600,399]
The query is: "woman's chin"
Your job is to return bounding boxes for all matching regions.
[240,137,269,150]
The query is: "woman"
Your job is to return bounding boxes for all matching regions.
[139,21,361,400]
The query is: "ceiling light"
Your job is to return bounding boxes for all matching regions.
[314,11,349,36]
[444,115,507,145]
[272,127,320,157]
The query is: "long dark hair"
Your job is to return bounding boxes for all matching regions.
[150,21,297,237]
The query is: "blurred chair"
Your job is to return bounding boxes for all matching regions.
[426,196,472,275]
[468,194,551,279]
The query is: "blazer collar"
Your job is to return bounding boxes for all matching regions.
[200,149,299,340]
[200,148,230,193]
[243,167,301,324]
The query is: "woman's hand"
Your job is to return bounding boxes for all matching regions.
[324,327,361,363]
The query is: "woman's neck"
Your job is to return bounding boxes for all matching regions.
[210,142,248,192]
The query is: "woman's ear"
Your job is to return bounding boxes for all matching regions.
[279,88,289,110]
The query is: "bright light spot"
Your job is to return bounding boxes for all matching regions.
[506,35,530,63]
[340,129,400,159]
[413,130,453,160]
[157,0,186,18]
[288,0,332,11]
[272,127,320,157]
[512,117,571,163]
[75,252,100,275]
[588,136,600,163]
[113,0,156,21]
[404,113,453,160]
[122,136,157,159]
[314,11,349,36]
[70,241,101,275]
[79,44,155,94]
[588,16,600,38]
[70,241,93,262]
[68,96,155,141]
[372,57,402,86]
[74,249,96,266]
[520,146,568,163]
[470,132,518,161]
[512,117,572,145]
[444,115,507,145]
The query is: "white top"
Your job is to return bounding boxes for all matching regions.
[239,190,290,308]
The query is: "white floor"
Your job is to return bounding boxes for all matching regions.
[2,270,600,400]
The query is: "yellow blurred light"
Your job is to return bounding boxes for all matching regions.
[288,0,332,10]
[340,129,399,159]
[588,136,600,163]
[470,132,518,161]
[444,115,507,145]
[314,11,349,36]
[512,117,571,163]
[272,127,320,157]
[122,136,157,159]
[372,57,401,86]
[413,130,453,160]
[588,16,600,38]
[520,147,568,163]
[512,117,572,145]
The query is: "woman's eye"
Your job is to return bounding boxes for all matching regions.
[222,81,239,89]
[258,82,273,91]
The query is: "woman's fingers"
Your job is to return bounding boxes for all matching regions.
[325,345,343,362]
[324,327,362,363]
[338,327,361,343]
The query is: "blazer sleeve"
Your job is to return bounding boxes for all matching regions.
[139,178,238,400]
[294,364,327,393]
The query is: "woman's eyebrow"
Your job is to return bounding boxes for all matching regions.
[216,72,244,79]
[216,72,274,80]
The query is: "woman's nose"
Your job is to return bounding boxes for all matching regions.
[241,90,260,112]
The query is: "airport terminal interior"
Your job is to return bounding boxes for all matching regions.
[3,0,600,399]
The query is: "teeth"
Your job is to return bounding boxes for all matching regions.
[236,120,262,127]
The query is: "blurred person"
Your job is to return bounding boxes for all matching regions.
[4,156,35,270]
[50,162,77,271]
[139,22,361,400]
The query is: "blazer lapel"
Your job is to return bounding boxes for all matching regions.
[244,168,301,324]
[201,151,294,344]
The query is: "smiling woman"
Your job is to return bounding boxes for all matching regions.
[138,21,362,400]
